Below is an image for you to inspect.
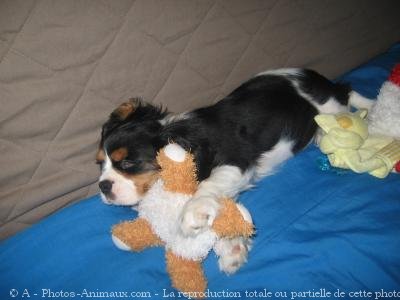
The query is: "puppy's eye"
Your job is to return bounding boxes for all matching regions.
[120,160,135,170]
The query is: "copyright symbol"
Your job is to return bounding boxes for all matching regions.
[10,289,18,297]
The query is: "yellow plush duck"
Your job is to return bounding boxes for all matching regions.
[315,109,400,178]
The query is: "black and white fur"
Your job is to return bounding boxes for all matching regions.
[98,68,372,273]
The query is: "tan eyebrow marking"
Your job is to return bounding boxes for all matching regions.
[96,149,105,162]
[110,147,128,162]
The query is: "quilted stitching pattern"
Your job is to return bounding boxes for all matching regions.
[1,0,400,239]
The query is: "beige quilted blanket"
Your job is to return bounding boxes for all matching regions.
[1,0,400,239]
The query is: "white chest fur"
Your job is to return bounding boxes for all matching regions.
[138,180,217,261]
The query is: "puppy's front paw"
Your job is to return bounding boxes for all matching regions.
[180,196,220,237]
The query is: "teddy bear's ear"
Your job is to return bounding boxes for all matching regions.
[163,143,187,162]
[157,143,198,194]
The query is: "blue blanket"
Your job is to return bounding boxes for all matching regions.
[1,44,400,300]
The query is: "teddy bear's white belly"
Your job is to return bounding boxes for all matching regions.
[138,180,217,260]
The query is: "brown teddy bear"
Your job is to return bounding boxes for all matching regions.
[111,143,255,297]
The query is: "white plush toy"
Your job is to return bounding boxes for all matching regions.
[368,63,400,139]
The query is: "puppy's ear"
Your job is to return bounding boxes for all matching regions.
[111,97,142,120]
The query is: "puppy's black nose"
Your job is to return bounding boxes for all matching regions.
[99,180,113,194]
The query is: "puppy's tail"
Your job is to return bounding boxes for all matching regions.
[348,91,374,110]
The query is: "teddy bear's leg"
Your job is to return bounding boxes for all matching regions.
[214,236,253,275]
[112,218,163,252]
[165,251,207,297]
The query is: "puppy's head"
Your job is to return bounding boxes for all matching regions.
[96,98,167,205]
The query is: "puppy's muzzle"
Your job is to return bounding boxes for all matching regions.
[99,180,113,195]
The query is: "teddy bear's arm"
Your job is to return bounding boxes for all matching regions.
[112,218,163,252]
[212,198,254,239]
